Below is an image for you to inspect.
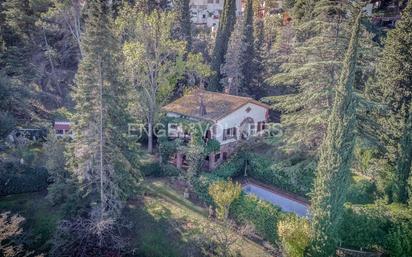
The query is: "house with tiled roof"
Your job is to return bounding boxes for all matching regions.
[162,89,270,170]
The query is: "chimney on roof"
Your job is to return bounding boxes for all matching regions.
[225,77,238,95]
[199,93,207,116]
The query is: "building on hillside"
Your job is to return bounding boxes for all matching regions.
[162,89,270,170]
[53,121,73,138]
[190,0,243,28]
[367,0,409,27]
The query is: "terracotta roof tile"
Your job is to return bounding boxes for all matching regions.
[162,89,269,121]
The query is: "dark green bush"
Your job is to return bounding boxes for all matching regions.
[248,154,315,197]
[140,161,180,177]
[141,161,162,177]
[340,204,388,249]
[346,177,376,204]
[340,203,412,256]
[191,173,223,205]
[0,162,49,195]
[160,164,180,176]
[213,154,245,178]
[230,194,282,243]
[386,222,412,257]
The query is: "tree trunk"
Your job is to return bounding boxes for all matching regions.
[148,119,153,153]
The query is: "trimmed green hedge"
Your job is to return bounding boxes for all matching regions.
[248,154,315,197]
[340,203,412,256]
[230,194,282,243]
[0,162,49,195]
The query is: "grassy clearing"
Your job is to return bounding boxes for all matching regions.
[125,179,276,257]
[0,191,63,253]
[0,179,276,256]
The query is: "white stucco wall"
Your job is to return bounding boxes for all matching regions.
[165,103,268,144]
[214,103,268,145]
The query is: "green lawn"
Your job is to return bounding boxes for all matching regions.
[125,179,276,257]
[0,179,276,256]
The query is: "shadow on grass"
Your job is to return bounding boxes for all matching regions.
[124,198,206,257]
[0,191,63,255]
[144,181,208,218]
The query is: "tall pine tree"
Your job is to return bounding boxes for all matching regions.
[209,0,236,91]
[267,0,352,155]
[307,9,361,257]
[70,0,132,221]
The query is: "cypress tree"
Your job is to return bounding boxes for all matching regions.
[251,17,266,97]
[368,1,412,203]
[238,0,254,94]
[221,19,244,95]
[209,0,236,91]
[174,0,192,51]
[307,9,362,257]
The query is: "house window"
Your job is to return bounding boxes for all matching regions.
[250,124,256,135]
[215,0,219,3]
[246,107,252,113]
[215,153,221,162]
[258,121,266,132]
[170,124,178,129]
[56,129,64,134]
[223,152,228,160]
[207,0,213,3]
[223,127,237,140]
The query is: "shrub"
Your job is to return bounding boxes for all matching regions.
[346,177,376,204]
[230,194,282,243]
[140,161,180,177]
[213,155,245,178]
[141,161,162,177]
[248,155,315,197]
[160,164,180,177]
[386,222,412,257]
[0,162,49,196]
[340,204,388,250]
[278,214,311,257]
[191,174,223,205]
[208,179,242,220]
[0,111,16,139]
[340,203,412,256]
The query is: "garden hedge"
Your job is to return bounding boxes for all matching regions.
[247,154,315,197]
